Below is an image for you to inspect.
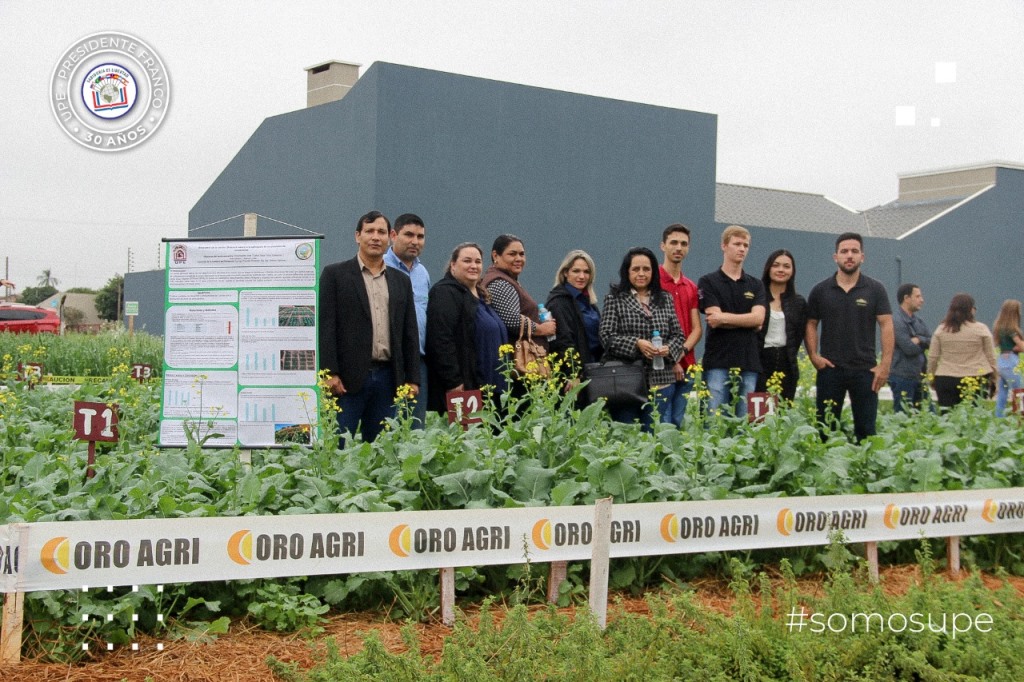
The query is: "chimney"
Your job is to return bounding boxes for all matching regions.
[305,60,361,108]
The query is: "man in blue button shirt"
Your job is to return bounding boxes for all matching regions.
[384,213,431,426]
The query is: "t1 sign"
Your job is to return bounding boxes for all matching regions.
[73,400,119,480]
[747,392,777,423]
[446,389,483,429]
[73,401,120,442]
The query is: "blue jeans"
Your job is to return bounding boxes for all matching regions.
[889,375,924,413]
[705,368,758,418]
[660,377,693,427]
[608,384,673,432]
[816,366,877,442]
[995,353,1022,417]
[336,363,397,442]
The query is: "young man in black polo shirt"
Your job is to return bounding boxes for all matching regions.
[697,225,767,417]
[805,232,894,442]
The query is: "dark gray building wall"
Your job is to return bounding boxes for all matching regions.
[895,167,1024,332]
[188,65,382,242]
[123,269,165,335]
[369,64,719,299]
[188,62,718,304]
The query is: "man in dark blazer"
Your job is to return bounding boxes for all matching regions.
[319,210,421,442]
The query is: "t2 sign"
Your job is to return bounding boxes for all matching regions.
[446,389,483,429]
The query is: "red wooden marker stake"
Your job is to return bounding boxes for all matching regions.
[72,400,119,480]
[445,389,484,430]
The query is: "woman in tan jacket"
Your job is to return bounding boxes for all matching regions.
[927,293,997,408]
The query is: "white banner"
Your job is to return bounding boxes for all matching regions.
[3,488,1023,593]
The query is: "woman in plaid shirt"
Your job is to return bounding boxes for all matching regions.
[599,247,685,430]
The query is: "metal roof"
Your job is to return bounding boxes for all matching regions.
[715,183,865,234]
[715,182,989,239]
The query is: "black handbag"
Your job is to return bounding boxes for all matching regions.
[582,360,647,408]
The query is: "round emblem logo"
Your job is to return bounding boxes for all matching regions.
[50,31,170,152]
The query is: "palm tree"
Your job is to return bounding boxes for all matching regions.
[37,269,60,288]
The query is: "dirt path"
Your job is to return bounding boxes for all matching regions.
[4,567,1022,681]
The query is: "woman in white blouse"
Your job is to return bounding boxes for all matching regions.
[755,249,807,400]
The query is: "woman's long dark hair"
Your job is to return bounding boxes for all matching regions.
[941,293,975,333]
[761,249,796,300]
[610,247,665,306]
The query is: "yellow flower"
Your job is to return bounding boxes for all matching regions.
[498,344,515,355]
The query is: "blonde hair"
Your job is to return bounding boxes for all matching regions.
[993,299,1023,339]
[721,224,750,245]
[553,250,598,304]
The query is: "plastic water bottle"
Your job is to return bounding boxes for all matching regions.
[539,304,556,342]
[651,330,665,370]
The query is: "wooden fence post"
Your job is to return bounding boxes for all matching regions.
[439,567,455,626]
[1,591,24,665]
[547,561,567,603]
[589,498,613,629]
[947,536,960,576]
[865,541,879,583]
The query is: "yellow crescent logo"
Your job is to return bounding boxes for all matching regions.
[776,509,794,536]
[659,514,679,543]
[982,499,998,523]
[389,524,411,557]
[227,530,252,565]
[532,519,552,550]
[40,536,70,575]
[883,504,900,529]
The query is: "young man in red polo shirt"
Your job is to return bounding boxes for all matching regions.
[659,223,702,426]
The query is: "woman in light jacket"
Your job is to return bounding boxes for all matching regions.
[926,293,997,408]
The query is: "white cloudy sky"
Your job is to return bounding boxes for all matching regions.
[2,0,1022,290]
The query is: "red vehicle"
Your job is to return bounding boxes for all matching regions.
[0,303,61,334]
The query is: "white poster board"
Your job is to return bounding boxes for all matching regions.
[159,237,320,447]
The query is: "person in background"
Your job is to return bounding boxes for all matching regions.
[806,232,893,442]
[319,211,420,442]
[384,213,430,426]
[659,224,702,425]
[546,250,603,380]
[992,299,1024,417]
[426,243,508,413]
[697,225,767,417]
[599,247,685,430]
[889,283,931,413]
[926,293,997,409]
[755,249,807,401]
[482,234,556,348]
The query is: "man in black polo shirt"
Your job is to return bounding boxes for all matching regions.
[698,225,767,417]
[805,232,894,442]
